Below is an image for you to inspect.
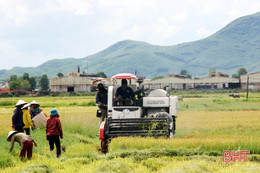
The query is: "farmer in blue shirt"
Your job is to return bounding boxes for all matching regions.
[12,100,27,132]
[115,79,135,106]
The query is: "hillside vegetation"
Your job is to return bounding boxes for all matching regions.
[0,12,260,79]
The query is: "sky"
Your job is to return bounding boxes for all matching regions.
[0,0,260,70]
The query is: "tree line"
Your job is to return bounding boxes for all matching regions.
[6,73,49,91]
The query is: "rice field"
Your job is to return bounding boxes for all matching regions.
[0,92,260,172]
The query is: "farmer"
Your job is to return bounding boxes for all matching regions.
[115,79,135,106]
[12,100,27,132]
[7,131,37,159]
[22,103,34,135]
[46,108,63,158]
[29,100,42,119]
[96,83,108,126]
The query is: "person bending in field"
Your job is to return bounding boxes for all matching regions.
[46,108,63,158]
[7,131,37,159]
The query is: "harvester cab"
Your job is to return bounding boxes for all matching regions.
[99,75,178,153]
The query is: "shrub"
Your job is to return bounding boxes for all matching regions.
[10,90,28,97]
[37,90,50,96]
[0,92,12,97]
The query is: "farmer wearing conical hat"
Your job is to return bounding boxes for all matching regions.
[22,104,34,135]
[12,100,27,132]
[7,131,37,159]
[29,100,42,119]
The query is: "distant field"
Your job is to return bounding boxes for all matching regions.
[0,92,260,172]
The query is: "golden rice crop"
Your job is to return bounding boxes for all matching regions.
[1,95,260,172]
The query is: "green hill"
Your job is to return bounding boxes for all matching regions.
[0,12,260,79]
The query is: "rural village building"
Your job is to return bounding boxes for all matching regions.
[50,72,95,92]
[240,72,260,90]
[142,74,240,90]
[50,72,260,92]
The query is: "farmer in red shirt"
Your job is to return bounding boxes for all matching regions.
[46,108,63,158]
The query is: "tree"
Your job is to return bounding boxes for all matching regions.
[29,77,37,91]
[180,70,187,75]
[57,72,64,77]
[209,68,216,77]
[97,72,107,78]
[232,74,239,78]
[232,68,247,78]
[187,74,192,79]
[5,77,10,83]
[152,75,164,80]
[20,80,31,91]
[180,69,192,78]
[10,75,17,81]
[9,81,21,90]
[39,74,49,91]
[238,68,247,77]
[22,73,29,81]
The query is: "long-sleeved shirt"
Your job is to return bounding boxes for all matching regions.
[22,109,33,128]
[9,133,34,152]
[115,86,135,100]
[29,107,42,119]
[46,116,63,139]
[12,108,24,128]
[96,89,108,110]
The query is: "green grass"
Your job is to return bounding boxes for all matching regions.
[0,96,96,108]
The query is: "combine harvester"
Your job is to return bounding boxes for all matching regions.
[99,73,178,153]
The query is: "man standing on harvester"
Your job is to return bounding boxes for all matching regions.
[96,83,108,126]
[115,79,135,106]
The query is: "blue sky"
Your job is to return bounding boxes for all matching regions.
[0,0,260,70]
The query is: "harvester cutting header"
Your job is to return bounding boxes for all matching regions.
[98,73,178,153]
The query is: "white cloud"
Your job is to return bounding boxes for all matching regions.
[57,0,93,15]
[196,27,211,38]
[170,12,187,22]
[155,17,181,39]
[0,0,260,70]
[0,1,29,28]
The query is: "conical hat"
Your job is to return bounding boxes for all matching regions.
[22,103,30,109]
[30,100,39,105]
[7,131,19,141]
[15,100,27,107]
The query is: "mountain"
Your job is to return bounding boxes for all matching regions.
[0,12,260,79]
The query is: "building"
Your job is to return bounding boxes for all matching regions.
[240,72,260,90]
[143,75,240,90]
[50,72,94,92]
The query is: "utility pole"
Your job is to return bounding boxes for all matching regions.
[86,57,88,74]
[246,76,249,100]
